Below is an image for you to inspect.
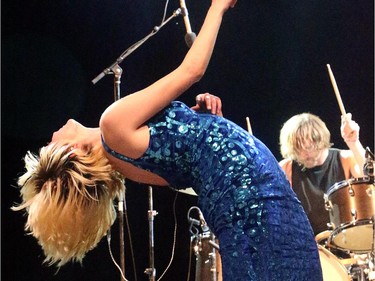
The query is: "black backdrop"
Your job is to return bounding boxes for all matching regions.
[2,1,374,280]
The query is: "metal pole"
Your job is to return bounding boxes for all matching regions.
[145,186,157,281]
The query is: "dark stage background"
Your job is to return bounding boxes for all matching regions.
[2,1,374,280]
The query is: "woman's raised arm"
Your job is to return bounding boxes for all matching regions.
[100,0,237,155]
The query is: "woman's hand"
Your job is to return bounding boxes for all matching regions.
[191,93,223,116]
[212,0,238,12]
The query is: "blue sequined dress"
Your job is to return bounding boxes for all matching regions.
[102,101,323,281]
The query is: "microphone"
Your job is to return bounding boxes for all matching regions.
[198,209,210,232]
[179,0,196,48]
[188,209,210,232]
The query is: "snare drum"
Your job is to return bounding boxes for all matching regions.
[325,177,375,253]
[318,245,351,281]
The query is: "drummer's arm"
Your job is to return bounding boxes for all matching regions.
[340,150,364,178]
[341,113,366,177]
[279,158,293,186]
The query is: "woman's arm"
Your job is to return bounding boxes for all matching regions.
[100,0,236,157]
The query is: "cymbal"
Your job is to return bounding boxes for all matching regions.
[172,187,197,196]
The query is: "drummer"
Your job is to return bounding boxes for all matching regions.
[278,112,366,235]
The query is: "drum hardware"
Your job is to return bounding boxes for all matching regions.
[191,231,221,281]
[349,185,355,196]
[144,186,158,281]
[188,207,210,233]
[324,195,336,230]
[208,240,220,251]
[324,194,333,209]
[367,253,375,280]
[365,148,375,270]
[193,231,218,281]
[367,146,375,273]
[363,147,374,182]
[345,253,375,281]
[366,187,375,197]
[351,209,357,221]
[188,207,222,281]
[352,254,367,281]
[327,222,335,230]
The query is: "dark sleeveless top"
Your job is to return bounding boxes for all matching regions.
[291,148,347,235]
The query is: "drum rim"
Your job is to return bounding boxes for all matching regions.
[317,245,351,280]
[328,219,374,253]
[315,230,332,243]
[326,177,372,196]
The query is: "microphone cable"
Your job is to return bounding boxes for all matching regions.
[107,196,138,281]
[107,228,128,281]
[157,191,179,281]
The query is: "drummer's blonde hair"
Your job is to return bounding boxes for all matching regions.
[279,113,332,160]
[12,142,124,267]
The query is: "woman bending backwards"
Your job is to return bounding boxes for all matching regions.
[13,0,323,280]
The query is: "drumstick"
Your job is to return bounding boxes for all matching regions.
[246,117,253,135]
[326,64,347,116]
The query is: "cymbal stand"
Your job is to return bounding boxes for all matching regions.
[110,64,127,281]
[369,165,375,281]
[367,254,375,281]
[91,7,184,281]
[364,147,375,280]
[145,186,158,281]
[106,62,128,281]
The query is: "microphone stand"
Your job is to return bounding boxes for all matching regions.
[92,8,182,85]
[113,63,128,281]
[91,8,183,281]
[118,189,126,281]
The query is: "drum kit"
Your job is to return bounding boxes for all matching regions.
[319,149,375,281]
[186,149,375,281]
[315,65,375,281]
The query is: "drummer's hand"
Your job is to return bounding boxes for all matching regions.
[341,113,360,143]
[191,93,223,116]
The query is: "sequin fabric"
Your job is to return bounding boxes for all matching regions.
[102,101,323,281]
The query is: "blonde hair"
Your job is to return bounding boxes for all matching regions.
[279,113,332,160]
[12,142,124,267]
